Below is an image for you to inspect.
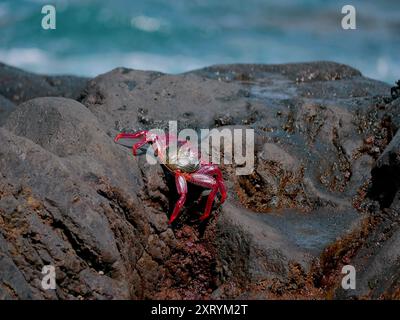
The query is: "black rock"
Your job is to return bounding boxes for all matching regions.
[0,63,88,104]
[0,61,399,299]
[0,94,15,126]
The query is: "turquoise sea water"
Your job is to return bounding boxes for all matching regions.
[0,0,399,83]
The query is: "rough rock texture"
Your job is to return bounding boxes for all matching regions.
[0,63,88,104]
[335,128,400,299]
[0,95,14,126]
[0,61,399,299]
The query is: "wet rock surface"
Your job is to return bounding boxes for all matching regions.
[0,61,399,299]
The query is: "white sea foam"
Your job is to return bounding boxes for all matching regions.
[0,48,210,76]
[121,52,205,73]
[0,47,397,85]
[0,48,49,68]
[0,0,399,84]
[130,15,164,32]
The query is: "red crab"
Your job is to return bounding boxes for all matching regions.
[114,130,227,224]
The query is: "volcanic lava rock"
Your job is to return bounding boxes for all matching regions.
[369,130,400,208]
[0,94,14,126]
[0,63,88,105]
[334,130,400,299]
[0,61,399,299]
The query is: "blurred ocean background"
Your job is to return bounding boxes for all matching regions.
[0,0,399,83]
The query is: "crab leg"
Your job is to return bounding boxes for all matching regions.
[132,138,148,156]
[114,131,150,155]
[114,131,148,143]
[188,173,219,221]
[201,184,219,221]
[169,173,188,224]
[216,176,227,204]
[196,164,227,204]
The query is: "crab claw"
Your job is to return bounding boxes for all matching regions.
[114,131,148,143]
[114,131,150,156]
